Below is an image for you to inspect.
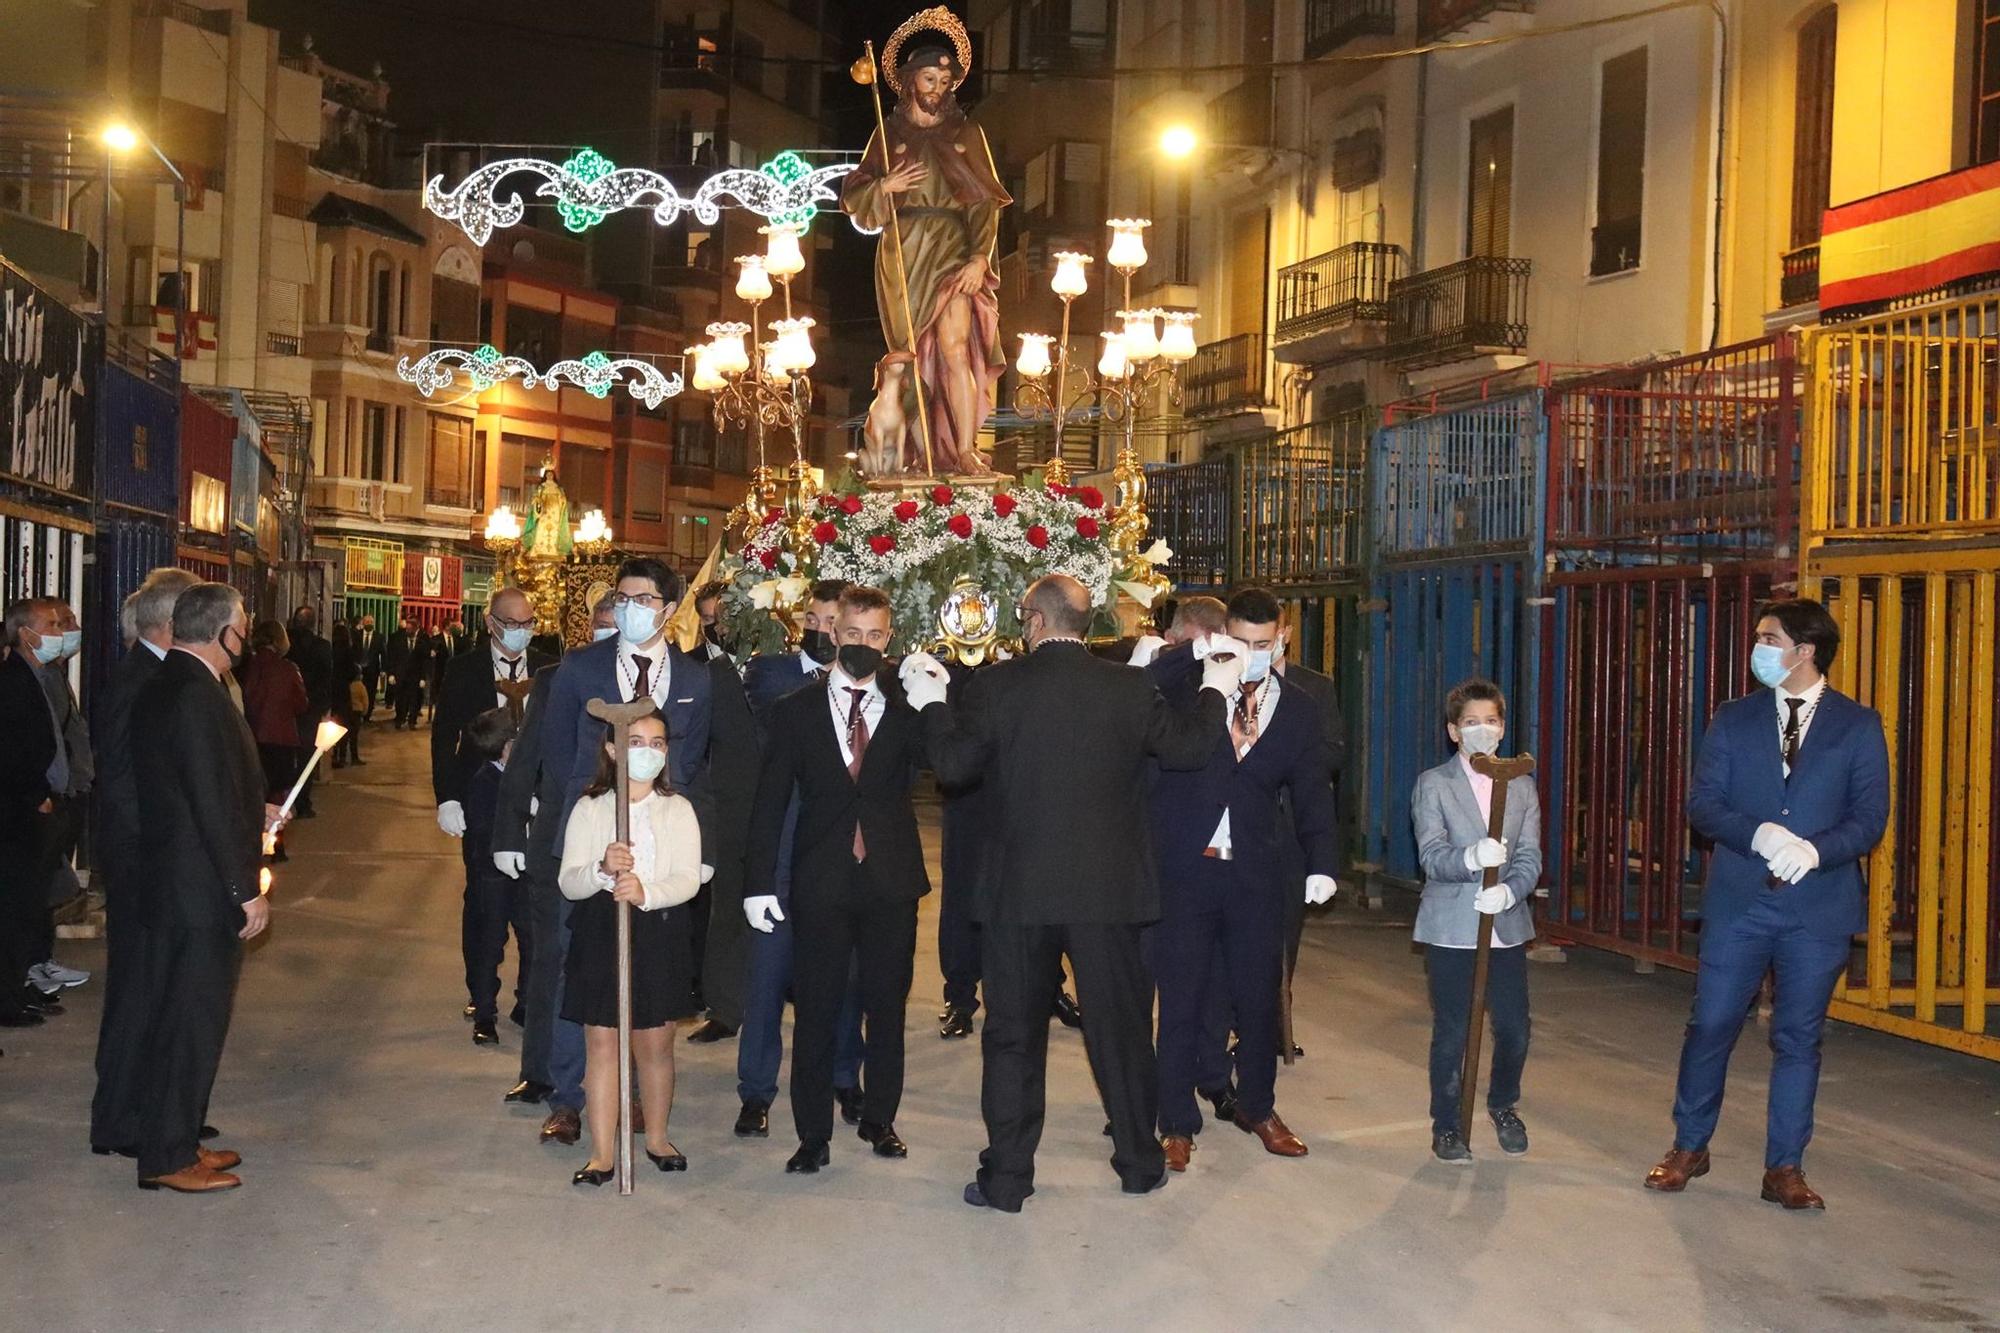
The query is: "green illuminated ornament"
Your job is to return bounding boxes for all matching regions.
[470,342,503,389]
[581,350,612,398]
[558,147,615,233]
[760,151,818,229]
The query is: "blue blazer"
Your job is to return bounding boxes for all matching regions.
[1686,686,1889,945]
[542,637,712,858]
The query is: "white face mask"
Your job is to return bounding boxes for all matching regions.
[1457,723,1502,757]
[627,745,667,784]
[1242,648,1274,683]
[615,601,662,647]
[592,625,619,643]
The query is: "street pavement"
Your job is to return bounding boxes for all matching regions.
[3,724,1998,1331]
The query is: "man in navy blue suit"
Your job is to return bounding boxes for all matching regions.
[1646,597,1888,1210]
[1145,588,1337,1170]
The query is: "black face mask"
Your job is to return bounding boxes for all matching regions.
[702,623,722,647]
[837,643,882,680]
[801,628,837,665]
[222,626,248,670]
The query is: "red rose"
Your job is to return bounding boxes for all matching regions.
[947,513,973,539]
[992,493,1017,518]
[893,499,919,522]
[1077,485,1105,509]
[1026,524,1049,550]
[867,534,896,555]
[1076,516,1100,539]
[757,548,778,569]
[811,521,838,544]
[931,484,954,506]
[763,508,785,526]
[818,493,840,509]
[840,495,864,515]
[1046,482,1070,497]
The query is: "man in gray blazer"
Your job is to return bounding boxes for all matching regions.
[1411,678,1541,1163]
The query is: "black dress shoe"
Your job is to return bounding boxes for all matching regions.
[199,1124,220,1141]
[92,1144,138,1158]
[504,1079,553,1105]
[962,1180,1024,1213]
[19,986,62,1016]
[1051,991,1083,1029]
[472,1017,499,1045]
[462,1004,476,1020]
[835,1085,865,1125]
[939,1005,974,1039]
[1121,1169,1169,1196]
[857,1121,908,1158]
[687,1019,737,1044]
[509,1003,526,1028]
[1200,1082,1240,1127]
[572,1164,615,1187]
[785,1140,830,1174]
[0,1009,43,1028]
[734,1100,770,1137]
[646,1144,688,1172]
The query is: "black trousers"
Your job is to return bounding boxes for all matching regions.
[978,921,1162,1208]
[518,855,564,1089]
[789,861,917,1145]
[0,820,54,1014]
[462,855,532,1021]
[700,873,748,1030]
[1425,943,1530,1135]
[394,677,423,726]
[938,868,982,1013]
[134,922,241,1179]
[1155,860,1286,1136]
[90,867,151,1150]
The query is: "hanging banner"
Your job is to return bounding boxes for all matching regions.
[422,554,444,598]
[1819,159,2000,316]
[2,264,95,500]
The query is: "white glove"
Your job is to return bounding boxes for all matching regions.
[437,800,466,838]
[1190,634,1216,661]
[743,894,786,933]
[1464,837,1508,872]
[1200,635,1248,696]
[899,650,949,710]
[1767,838,1820,884]
[991,644,1013,662]
[701,863,715,885]
[1752,822,1796,859]
[1128,634,1167,668]
[1304,874,1337,905]
[1473,883,1517,915]
[493,850,526,879]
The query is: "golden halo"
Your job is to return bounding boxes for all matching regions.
[881,6,972,97]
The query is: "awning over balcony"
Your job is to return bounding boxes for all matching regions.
[1819,160,2000,317]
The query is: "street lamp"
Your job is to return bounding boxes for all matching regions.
[101,118,187,359]
[1159,124,1198,160]
[101,123,139,153]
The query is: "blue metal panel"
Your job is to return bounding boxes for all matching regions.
[95,362,180,517]
[86,514,176,710]
[1374,389,1546,564]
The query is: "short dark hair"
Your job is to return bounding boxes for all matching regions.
[694,580,727,607]
[838,585,893,619]
[615,556,682,605]
[810,578,850,607]
[1444,677,1507,725]
[1757,597,1840,672]
[1225,587,1281,627]
[464,707,518,760]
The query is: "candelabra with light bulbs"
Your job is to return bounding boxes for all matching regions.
[483,504,524,586]
[571,507,616,560]
[1010,219,1197,476]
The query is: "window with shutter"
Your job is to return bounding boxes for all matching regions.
[1790,7,1838,248]
[1974,0,2000,165]
[1465,106,1514,259]
[1591,48,1648,276]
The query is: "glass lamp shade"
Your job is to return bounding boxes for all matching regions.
[1106,219,1151,274]
[1122,308,1161,362]
[1015,333,1054,379]
[762,224,806,278]
[734,256,773,303]
[1159,312,1198,364]
[690,342,727,392]
[484,504,522,542]
[1050,251,1092,299]
[1097,330,1130,381]
[706,322,752,376]
[760,342,790,384]
[574,508,612,545]
[769,317,816,374]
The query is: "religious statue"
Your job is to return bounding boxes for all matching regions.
[845,8,1010,479]
[520,465,573,560]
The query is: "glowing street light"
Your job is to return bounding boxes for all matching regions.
[102,122,139,153]
[1159,124,1198,160]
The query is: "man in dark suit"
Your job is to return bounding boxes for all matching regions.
[431,586,555,1044]
[0,597,66,1031]
[1646,598,1889,1211]
[129,583,269,1193]
[685,646,758,1043]
[905,574,1240,1211]
[1144,588,1337,1170]
[383,616,415,726]
[284,605,333,815]
[90,569,199,1151]
[352,613,383,717]
[746,585,929,1173]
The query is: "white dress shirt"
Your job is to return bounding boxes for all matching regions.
[1776,677,1828,778]
[141,638,168,661]
[1207,673,1280,855]
[490,642,528,709]
[826,663,885,768]
[616,636,673,709]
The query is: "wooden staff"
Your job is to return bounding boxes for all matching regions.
[585,695,658,1197]
[1459,751,1536,1143]
[853,40,936,476]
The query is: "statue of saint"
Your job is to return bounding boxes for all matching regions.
[843,11,1010,478]
[521,465,573,560]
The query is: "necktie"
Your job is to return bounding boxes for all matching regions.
[1782,696,1804,773]
[846,688,870,860]
[506,657,520,680]
[1231,687,1259,755]
[632,655,652,700]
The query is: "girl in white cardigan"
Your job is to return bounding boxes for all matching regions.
[557,712,702,1186]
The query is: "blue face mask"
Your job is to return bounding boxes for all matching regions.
[1242,648,1274,683]
[1751,644,1795,689]
[495,624,532,655]
[615,601,662,647]
[592,625,619,643]
[28,629,63,665]
[58,629,82,659]
[627,745,667,784]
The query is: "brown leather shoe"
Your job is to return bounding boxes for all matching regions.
[1760,1165,1825,1210]
[197,1146,242,1171]
[540,1106,581,1145]
[1235,1110,1308,1157]
[1162,1135,1194,1172]
[139,1163,241,1193]
[1644,1147,1710,1192]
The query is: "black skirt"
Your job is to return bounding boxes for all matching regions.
[561,891,697,1030]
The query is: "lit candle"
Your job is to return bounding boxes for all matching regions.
[1098,330,1130,381]
[1122,308,1161,362]
[1159,311,1198,363]
[734,255,773,303]
[1015,333,1053,379]
[1051,251,1092,299]
[1106,219,1151,274]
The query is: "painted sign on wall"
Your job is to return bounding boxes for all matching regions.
[2,264,95,499]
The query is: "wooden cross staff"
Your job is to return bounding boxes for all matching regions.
[586,695,659,1197]
[1460,750,1536,1144]
[496,678,534,724]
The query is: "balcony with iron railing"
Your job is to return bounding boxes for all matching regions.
[1387,256,1531,369]
[1305,0,1397,59]
[1780,243,1820,309]
[1418,0,1532,43]
[1185,333,1270,419]
[1273,242,1404,363]
[1144,456,1233,588]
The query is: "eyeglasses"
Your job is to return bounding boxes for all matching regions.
[489,615,534,631]
[613,593,665,609]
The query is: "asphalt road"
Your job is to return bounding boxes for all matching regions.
[4,724,1997,1331]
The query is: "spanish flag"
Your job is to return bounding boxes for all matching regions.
[1818,159,2000,315]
